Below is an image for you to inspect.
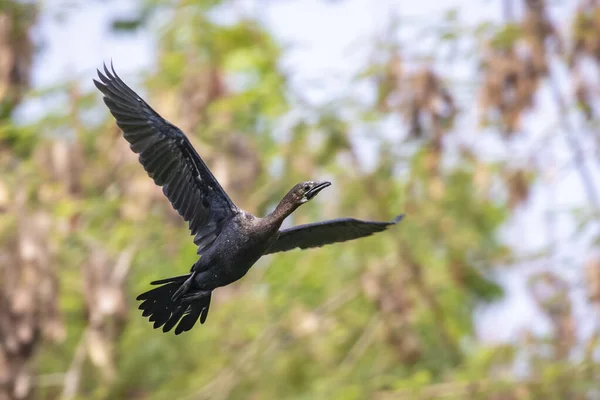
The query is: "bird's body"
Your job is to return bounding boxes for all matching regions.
[94,63,402,334]
[192,212,281,291]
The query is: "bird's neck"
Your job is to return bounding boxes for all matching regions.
[266,198,299,226]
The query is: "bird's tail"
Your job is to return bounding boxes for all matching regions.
[136,274,211,335]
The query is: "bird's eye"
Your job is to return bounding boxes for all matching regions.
[303,184,310,191]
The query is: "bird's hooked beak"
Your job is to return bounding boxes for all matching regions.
[306,181,331,200]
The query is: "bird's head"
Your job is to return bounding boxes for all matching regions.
[271,180,332,222]
[290,180,331,205]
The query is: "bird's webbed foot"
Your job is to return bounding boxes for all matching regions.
[181,290,212,303]
[171,271,196,302]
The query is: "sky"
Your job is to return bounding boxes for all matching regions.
[28,0,599,344]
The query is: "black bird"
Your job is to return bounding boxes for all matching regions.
[94,63,403,335]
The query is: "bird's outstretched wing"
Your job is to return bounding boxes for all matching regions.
[94,63,238,254]
[264,215,403,255]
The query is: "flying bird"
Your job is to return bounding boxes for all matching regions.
[94,63,403,335]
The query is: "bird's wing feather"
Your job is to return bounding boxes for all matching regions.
[264,215,403,255]
[94,63,238,254]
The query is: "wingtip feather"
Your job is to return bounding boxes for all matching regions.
[111,60,119,79]
[392,214,404,224]
[92,79,105,91]
[103,62,112,79]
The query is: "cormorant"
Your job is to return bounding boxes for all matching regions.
[94,63,403,334]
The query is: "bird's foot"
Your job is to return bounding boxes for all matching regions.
[181,290,212,303]
[171,271,196,302]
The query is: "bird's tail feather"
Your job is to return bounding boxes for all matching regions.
[149,274,192,285]
[137,274,211,334]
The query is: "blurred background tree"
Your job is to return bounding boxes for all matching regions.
[0,0,599,399]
